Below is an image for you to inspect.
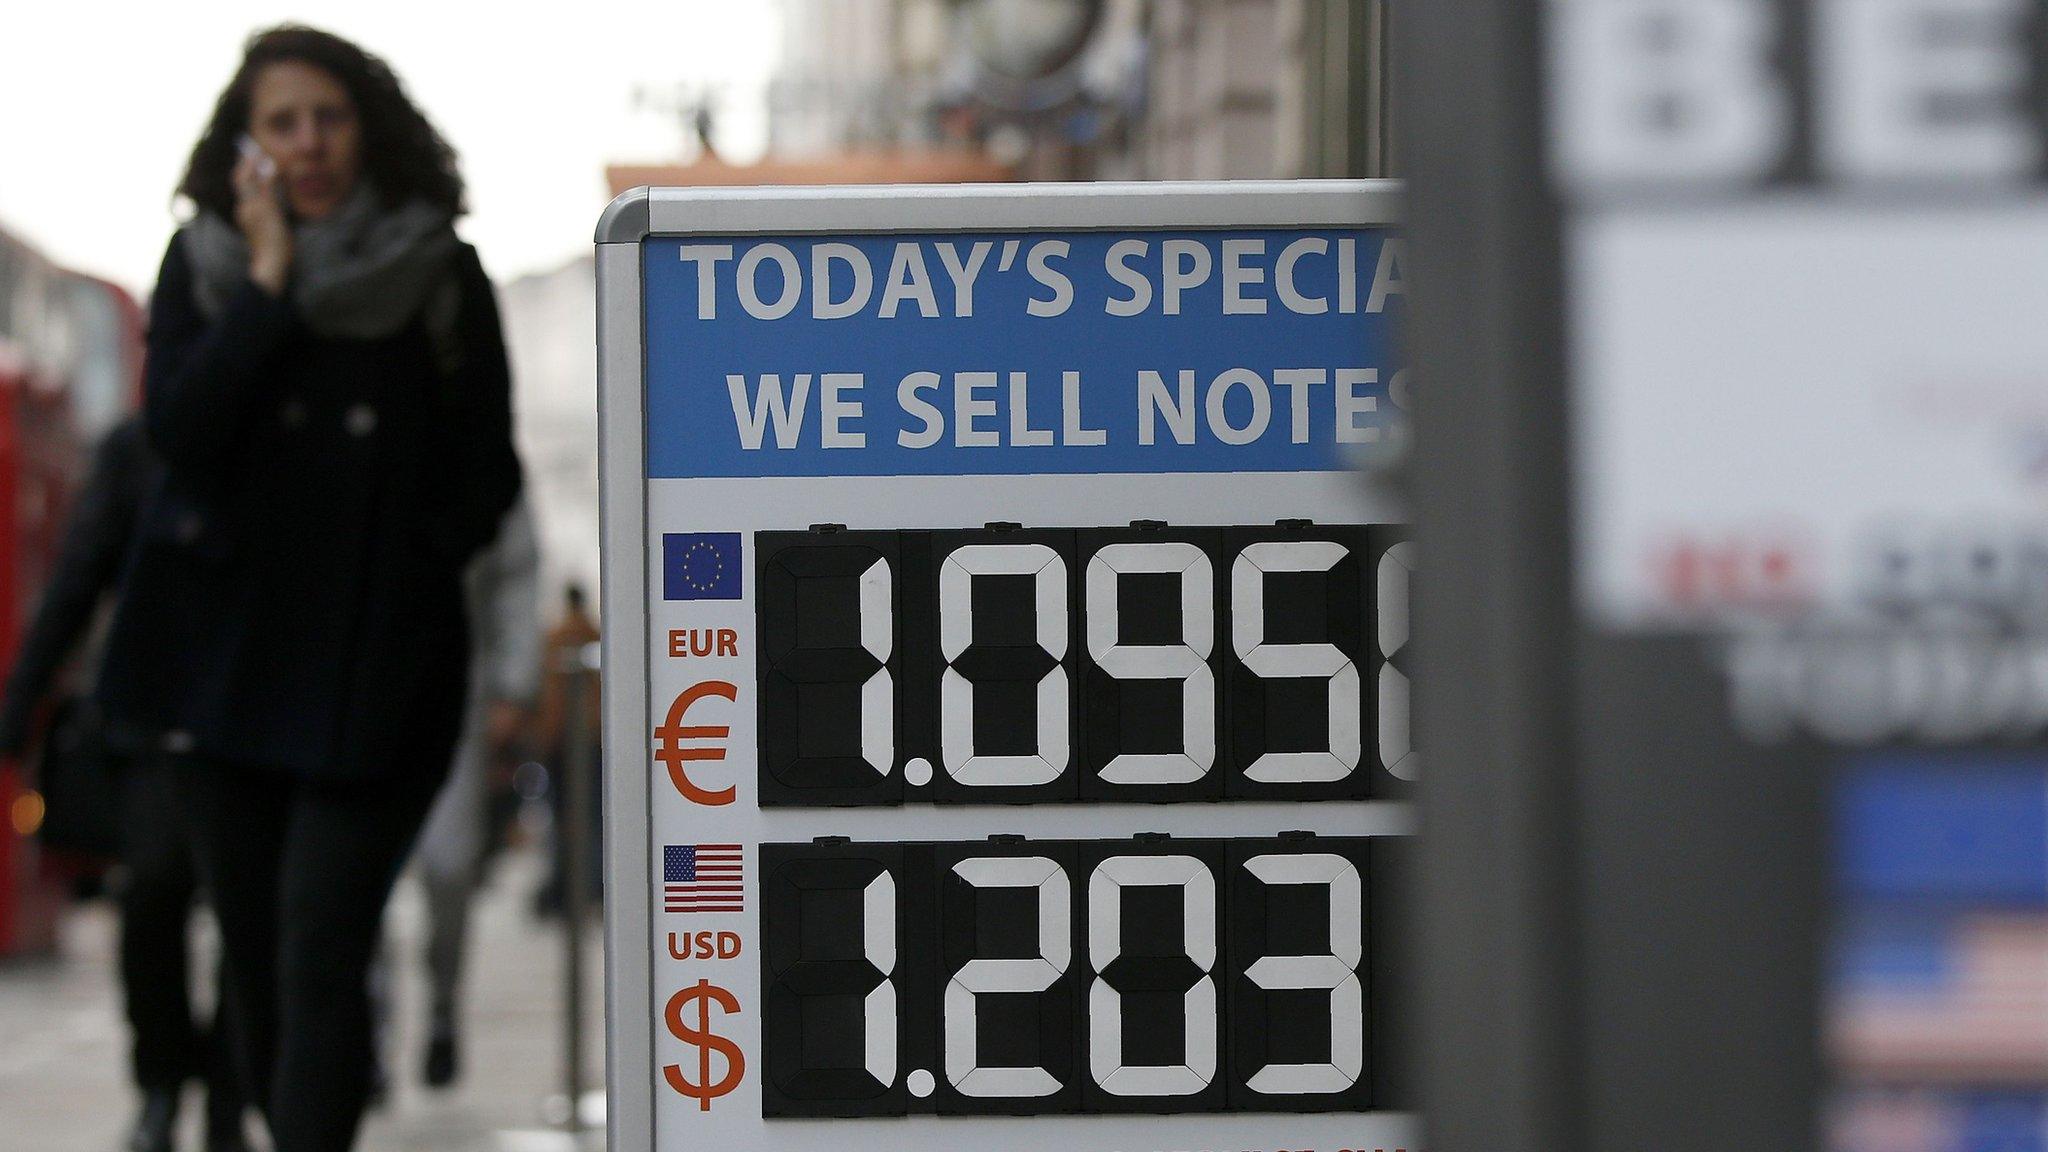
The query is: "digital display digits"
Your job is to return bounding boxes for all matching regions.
[756,522,1409,805]
[759,835,1384,1117]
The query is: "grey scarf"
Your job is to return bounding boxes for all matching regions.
[181,183,459,340]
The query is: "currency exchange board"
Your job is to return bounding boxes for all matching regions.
[594,181,1413,1152]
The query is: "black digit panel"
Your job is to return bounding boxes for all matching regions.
[757,529,907,806]
[1225,835,1373,1112]
[1075,837,1229,1114]
[1366,526,1416,798]
[931,838,1082,1114]
[927,526,1080,803]
[1223,523,1374,801]
[759,841,934,1117]
[752,521,1391,809]
[752,835,1391,1119]
[1075,524,1227,802]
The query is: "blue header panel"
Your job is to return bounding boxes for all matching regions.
[642,228,1400,478]
[1836,754,2048,905]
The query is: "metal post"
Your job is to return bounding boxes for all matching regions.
[559,640,601,1135]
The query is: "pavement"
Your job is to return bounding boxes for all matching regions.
[0,846,607,1152]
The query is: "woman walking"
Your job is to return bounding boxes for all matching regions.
[98,24,520,1152]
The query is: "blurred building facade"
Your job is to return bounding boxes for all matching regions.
[1140,0,1390,180]
[766,0,1391,182]
[500,259,600,609]
[770,0,953,158]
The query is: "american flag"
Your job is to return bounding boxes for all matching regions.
[664,844,744,914]
[1829,912,2048,1083]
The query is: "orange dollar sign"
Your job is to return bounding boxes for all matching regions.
[664,978,746,1111]
[654,680,738,805]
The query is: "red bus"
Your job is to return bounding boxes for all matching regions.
[0,224,138,957]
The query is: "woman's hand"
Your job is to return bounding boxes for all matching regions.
[233,149,292,295]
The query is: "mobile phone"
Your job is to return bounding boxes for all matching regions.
[236,134,278,181]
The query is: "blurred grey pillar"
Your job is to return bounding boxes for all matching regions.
[560,640,602,1134]
[1396,3,1581,1152]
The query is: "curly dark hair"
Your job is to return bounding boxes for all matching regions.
[176,24,465,219]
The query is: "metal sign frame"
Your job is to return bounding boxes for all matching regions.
[595,179,1405,1151]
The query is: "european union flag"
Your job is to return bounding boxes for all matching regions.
[663,532,742,601]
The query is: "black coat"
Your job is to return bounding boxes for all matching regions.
[97,232,521,781]
[0,417,158,754]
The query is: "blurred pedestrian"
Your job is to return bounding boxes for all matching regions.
[0,416,249,1152]
[97,24,520,1152]
[530,584,602,918]
[410,495,541,1088]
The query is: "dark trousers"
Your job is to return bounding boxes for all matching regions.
[173,756,446,1152]
[120,758,242,1123]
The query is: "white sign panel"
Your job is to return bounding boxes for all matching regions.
[1549,0,2048,627]
[596,182,1416,1152]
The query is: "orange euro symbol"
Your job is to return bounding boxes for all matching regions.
[655,680,737,806]
[664,978,746,1111]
